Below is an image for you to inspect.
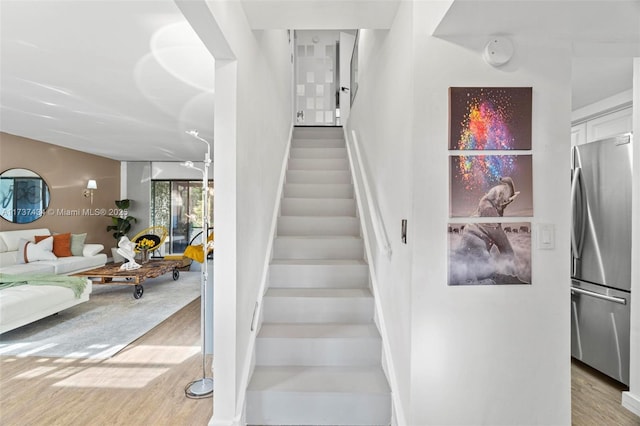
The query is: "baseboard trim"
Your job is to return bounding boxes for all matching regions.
[622,391,640,417]
[208,416,241,426]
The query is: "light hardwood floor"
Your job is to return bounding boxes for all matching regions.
[0,298,212,426]
[572,359,640,426]
[2,301,639,426]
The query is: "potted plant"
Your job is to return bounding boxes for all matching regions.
[106,199,137,262]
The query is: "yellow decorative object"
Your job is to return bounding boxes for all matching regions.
[184,245,205,263]
[183,231,214,263]
[136,238,155,251]
[130,226,168,254]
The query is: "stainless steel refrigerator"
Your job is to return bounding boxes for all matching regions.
[571,133,633,385]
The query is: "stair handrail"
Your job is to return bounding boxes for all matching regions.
[346,127,405,425]
[347,129,392,259]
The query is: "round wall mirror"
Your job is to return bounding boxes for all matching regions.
[0,168,51,224]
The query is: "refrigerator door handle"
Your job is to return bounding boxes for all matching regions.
[571,286,627,305]
[571,167,586,259]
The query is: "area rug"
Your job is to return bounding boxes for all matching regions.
[0,271,200,359]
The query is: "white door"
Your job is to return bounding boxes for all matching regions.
[294,31,338,126]
[338,31,356,126]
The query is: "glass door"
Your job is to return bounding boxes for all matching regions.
[294,30,338,126]
[151,180,214,255]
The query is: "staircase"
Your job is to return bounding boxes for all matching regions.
[246,127,391,425]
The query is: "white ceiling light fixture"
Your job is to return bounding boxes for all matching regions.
[483,36,514,67]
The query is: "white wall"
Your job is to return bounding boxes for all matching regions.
[346,1,415,421]
[349,1,571,424]
[623,57,640,417]
[202,2,293,424]
[411,6,572,424]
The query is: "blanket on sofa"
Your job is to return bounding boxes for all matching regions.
[0,273,87,298]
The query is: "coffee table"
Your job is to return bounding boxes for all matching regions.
[74,259,183,299]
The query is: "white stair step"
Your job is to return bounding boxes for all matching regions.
[286,170,351,184]
[284,183,353,199]
[256,323,381,366]
[263,288,374,323]
[246,365,391,425]
[293,127,344,139]
[277,216,360,236]
[290,147,347,159]
[273,236,363,260]
[292,138,345,148]
[281,198,356,216]
[288,158,349,170]
[269,259,369,288]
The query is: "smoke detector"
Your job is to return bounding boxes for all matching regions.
[483,36,514,67]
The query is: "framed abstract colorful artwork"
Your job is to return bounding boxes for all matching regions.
[449,87,532,150]
[449,154,533,217]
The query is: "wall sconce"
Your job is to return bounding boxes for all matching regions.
[83,179,97,204]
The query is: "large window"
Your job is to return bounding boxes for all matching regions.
[151,180,213,254]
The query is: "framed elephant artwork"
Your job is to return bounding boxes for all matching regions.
[449,87,532,150]
[447,222,532,285]
[449,154,533,218]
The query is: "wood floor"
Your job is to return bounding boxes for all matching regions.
[2,300,639,426]
[572,359,640,426]
[0,298,212,426]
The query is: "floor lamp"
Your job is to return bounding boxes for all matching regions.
[182,130,214,398]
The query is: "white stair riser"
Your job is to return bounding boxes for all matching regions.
[274,238,363,260]
[269,263,369,288]
[292,138,345,148]
[284,184,353,199]
[263,297,373,323]
[293,128,344,139]
[246,391,391,426]
[288,158,349,170]
[277,216,360,236]
[286,170,351,184]
[290,148,347,159]
[281,198,356,216]
[256,337,381,366]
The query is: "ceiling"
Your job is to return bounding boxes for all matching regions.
[434,0,640,110]
[240,0,401,29]
[1,1,638,162]
[0,0,215,162]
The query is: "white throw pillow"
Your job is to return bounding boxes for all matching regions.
[16,237,57,264]
[82,244,104,257]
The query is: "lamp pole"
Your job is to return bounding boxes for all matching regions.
[184,130,214,397]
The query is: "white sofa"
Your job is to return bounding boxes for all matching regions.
[0,228,107,334]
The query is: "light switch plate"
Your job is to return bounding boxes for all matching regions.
[537,223,555,250]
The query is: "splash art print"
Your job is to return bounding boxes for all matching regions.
[448,222,531,285]
[449,154,533,217]
[449,87,532,150]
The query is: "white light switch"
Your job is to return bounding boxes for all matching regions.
[537,223,555,250]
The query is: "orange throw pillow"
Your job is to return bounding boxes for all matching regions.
[35,233,73,257]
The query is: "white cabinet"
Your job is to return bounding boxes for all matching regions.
[571,122,586,147]
[585,108,633,142]
[572,107,633,146]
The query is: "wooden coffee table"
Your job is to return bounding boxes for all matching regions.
[74,259,183,299]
